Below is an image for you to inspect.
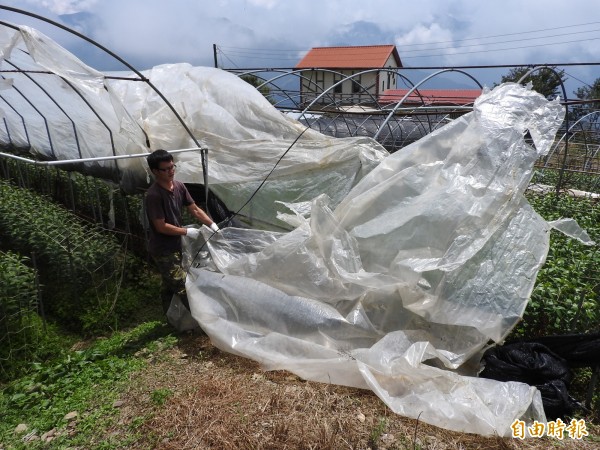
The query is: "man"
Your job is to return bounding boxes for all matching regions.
[145,149,219,315]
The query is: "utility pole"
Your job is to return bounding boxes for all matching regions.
[213,44,218,68]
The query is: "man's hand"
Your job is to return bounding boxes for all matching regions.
[186,227,201,239]
[210,223,220,233]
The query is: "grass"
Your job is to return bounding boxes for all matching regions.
[0,321,175,449]
[1,322,597,450]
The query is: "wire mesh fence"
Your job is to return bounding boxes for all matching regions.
[534,116,600,195]
[0,160,150,379]
[0,251,41,380]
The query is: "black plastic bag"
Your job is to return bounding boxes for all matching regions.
[480,341,582,419]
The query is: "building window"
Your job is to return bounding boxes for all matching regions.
[316,70,325,91]
[333,73,343,94]
[352,72,361,94]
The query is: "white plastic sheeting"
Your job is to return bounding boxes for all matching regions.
[109,62,387,228]
[182,83,575,437]
[2,23,594,437]
[0,25,149,186]
[0,25,387,228]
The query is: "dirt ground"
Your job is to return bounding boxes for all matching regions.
[99,333,598,450]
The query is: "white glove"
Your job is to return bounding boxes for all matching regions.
[210,223,220,233]
[186,227,200,239]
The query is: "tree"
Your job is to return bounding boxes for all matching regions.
[240,74,274,104]
[570,77,600,122]
[498,66,566,100]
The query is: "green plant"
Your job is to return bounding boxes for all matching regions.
[0,179,161,336]
[515,192,600,338]
[0,158,148,252]
[0,321,171,449]
[368,416,388,449]
[0,179,120,281]
[0,251,40,379]
[532,168,600,193]
[0,251,37,321]
[151,388,173,406]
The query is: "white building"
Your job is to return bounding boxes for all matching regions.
[295,45,402,108]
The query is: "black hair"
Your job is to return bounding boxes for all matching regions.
[147,149,173,171]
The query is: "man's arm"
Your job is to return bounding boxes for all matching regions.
[186,203,216,227]
[152,218,189,236]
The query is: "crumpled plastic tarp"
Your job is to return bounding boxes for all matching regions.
[180,83,585,437]
[0,25,387,228]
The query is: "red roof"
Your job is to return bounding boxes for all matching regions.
[380,89,482,106]
[296,45,401,69]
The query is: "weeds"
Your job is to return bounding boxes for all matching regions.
[150,388,173,406]
[0,321,172,449]
[369,416,388,449]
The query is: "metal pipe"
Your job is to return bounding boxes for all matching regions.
[0,147,206,166]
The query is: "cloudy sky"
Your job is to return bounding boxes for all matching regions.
[1,0,599,92]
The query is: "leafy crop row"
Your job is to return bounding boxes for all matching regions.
[0,180,157,338]
[516,192,600,337]
[0,159,146,250]
[0,180,120,288]
[532,168,600,194]
[0,251,37,317]
[0,251,40,378]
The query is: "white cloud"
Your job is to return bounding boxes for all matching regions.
[394,23,456,64]
[1,0,598,86]
[247,0,278,9]
[24,0,98,15]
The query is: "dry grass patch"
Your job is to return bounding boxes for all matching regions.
[104,334,598,449]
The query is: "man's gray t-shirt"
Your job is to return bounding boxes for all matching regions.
[145,180,194,256]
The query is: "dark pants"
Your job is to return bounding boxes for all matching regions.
[151,251,190,314]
